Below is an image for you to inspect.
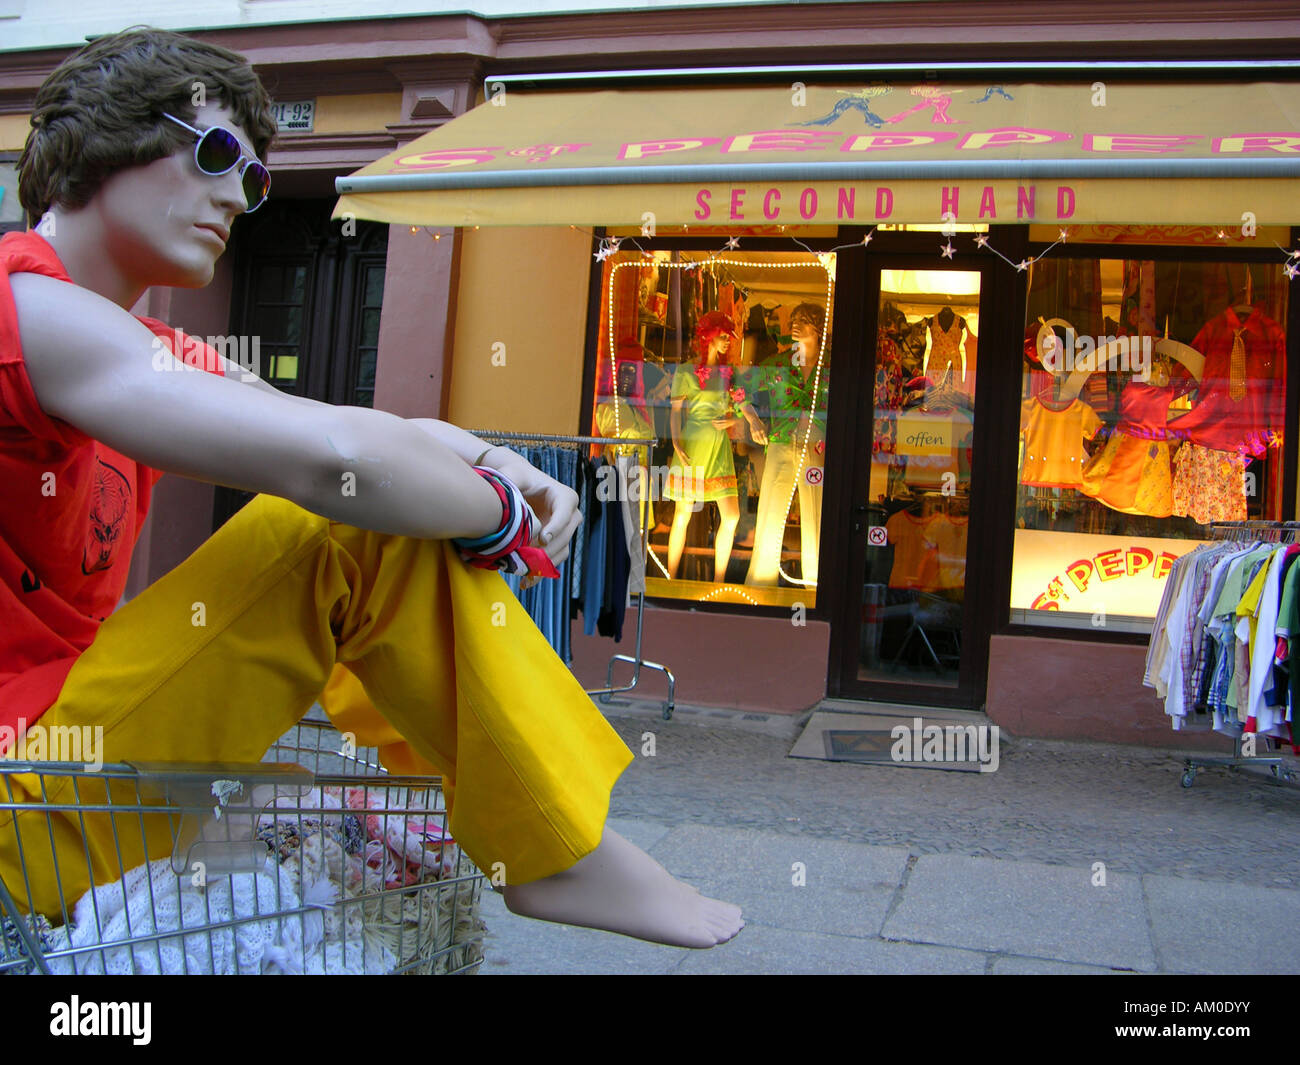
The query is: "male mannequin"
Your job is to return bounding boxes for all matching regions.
[745,303,828,587]
[0,28,742,948]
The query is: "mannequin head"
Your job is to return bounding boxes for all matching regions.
[694,310,737,365]
[18,28,277,298]
[20,28,276,226]
[790,303,826,358]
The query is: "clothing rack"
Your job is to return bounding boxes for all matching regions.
[1207,520,1300,543]
[1177,520,1299,788]
[466,428,677,719]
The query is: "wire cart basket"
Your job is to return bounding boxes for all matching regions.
[0,718,486,975]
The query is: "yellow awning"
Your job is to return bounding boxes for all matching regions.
[334,81,1300,227]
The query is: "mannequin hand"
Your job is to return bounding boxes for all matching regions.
[487,453,582,566]
[712,416,740,430]
[747,419,768,445]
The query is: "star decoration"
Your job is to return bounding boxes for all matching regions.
[1216,230,1228,240]
[1016,259,1031,272]
[940,241,955,259]
[594,245,613,262]
[861,232,873,245]
[1286,263,1299,280]
[1288,249,1300,261]
[725,236,740,250]
[608,236,622,250]
[1058,228,1070,242]
[974,233,989,248]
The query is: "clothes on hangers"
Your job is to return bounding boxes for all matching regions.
[1019,395,1102,488]
[1169,306,1285,457]
[581,464,608,639]
[1147,533,1299,745]
[873,328,906,457]
[478,441,646,656]
[884,510,967,591]
[1078,381,1178,517]
[499,445,577,662]
[597,495,630,641]
[1171,444,1248,525]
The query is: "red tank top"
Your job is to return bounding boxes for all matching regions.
[0,231,226,749]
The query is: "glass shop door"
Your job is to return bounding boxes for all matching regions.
[834,259,996,709]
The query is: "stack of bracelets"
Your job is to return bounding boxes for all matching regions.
[451,466,560,579]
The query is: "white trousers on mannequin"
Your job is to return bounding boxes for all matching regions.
[744,441,823,587]
[615,454,647,594]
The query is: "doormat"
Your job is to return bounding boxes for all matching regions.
[790,710,998,773]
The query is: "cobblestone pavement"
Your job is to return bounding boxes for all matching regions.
[597,701,1300,889]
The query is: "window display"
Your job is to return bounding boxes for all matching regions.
[591,250,833,607]
[1010,257,1288,632]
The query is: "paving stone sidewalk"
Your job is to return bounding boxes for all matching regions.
[477,700,1300,975]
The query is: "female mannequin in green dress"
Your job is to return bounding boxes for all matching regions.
[664,311,767,581]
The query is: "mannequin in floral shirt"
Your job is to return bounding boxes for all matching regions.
[745,303,830,587]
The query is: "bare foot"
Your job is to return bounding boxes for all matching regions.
[500,827,744,949]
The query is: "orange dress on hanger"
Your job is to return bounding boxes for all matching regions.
[1078,381,1177,517]
[927,316,964,383]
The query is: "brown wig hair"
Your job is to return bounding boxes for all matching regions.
[790,302,826,337]
[18,26,278,226]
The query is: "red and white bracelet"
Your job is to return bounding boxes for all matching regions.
[451,466,560,579]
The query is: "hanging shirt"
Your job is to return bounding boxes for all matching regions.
[1168,306,1285,456]
[885,511,941,591]
[1019,396,1102,488]
[0,231,227,749]
[1239,545,1292,735]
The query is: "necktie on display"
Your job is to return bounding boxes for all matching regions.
[1229,326,1247,402]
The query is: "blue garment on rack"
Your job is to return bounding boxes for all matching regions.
[597,492,629,642]
[583,458,609,637]
[571,455,590,603]
[498,444,581,663]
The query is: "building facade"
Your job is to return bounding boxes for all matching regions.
[2,2,1299,745]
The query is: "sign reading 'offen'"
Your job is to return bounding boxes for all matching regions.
[895,411,953,456]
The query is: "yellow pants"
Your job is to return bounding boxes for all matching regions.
[0,494,633,918]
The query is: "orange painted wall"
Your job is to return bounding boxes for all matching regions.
[447,225,593,435]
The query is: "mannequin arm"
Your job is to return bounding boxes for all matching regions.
[12,272,502,541]
[229,368,579,555]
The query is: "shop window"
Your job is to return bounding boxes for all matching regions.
[592,250,834,609]
[1011,256,1288,633]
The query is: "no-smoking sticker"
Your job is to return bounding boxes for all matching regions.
[867,525,887,547]
[805,466,824,486]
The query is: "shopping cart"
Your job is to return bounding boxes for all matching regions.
[0,718,486,975]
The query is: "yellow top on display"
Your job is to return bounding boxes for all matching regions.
[334,81,1300,227]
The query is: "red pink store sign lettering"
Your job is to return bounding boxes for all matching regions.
[1031,546,1178,611]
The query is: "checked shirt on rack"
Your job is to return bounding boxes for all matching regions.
[1147,537,1300,746]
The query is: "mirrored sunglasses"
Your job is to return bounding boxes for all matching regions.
[162,112,271,213]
